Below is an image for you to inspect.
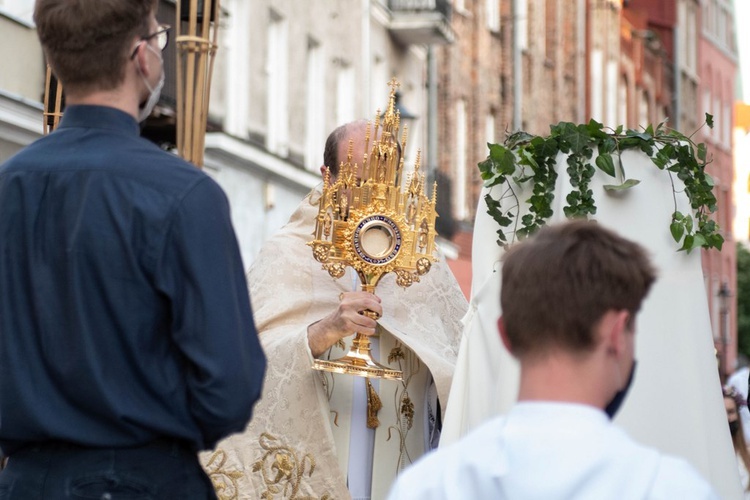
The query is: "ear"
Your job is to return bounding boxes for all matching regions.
[133,42,152,78]
[602,310,630,356]
[497,316,513,353]
[319,165,327,178]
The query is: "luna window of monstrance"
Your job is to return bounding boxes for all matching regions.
[307,78,439,381]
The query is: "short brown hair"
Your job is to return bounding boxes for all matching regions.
[501,220,656,357]
[34,0,157,92]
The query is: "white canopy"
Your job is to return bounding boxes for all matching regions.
[441,150,742,499]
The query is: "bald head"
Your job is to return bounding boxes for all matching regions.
[321,120,369,179]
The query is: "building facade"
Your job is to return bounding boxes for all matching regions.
[698,0,738,378]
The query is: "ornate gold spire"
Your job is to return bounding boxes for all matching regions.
[307,79,439,380]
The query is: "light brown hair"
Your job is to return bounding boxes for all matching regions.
[501,220,656,357]
[34,0,157,92]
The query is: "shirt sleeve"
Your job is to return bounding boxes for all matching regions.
[154,176,266,450]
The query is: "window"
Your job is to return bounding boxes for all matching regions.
[606,60,618,128]
[336,65,355,127]
[266,10,289,156]
[455,100,468,220]
[686,4,696,72]
[486,112,496,147]
[223,0,251,138]
[516,0,528,51]
[618,77,628,127]
[590,49,603,123]
[714,95,721,144]
[703,89,712,139]
[487,0,500,32]
[638,90,650,128]
[723,101,731,147]
[305,38,325,171]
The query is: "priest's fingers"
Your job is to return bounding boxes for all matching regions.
[339,295,382,319]
[345,312,377,337]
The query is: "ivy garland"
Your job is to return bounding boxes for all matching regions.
[478,115,723,253]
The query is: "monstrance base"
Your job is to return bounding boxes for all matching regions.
[313,353,403,380]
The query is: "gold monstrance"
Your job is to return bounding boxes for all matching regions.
[308,79,439,380]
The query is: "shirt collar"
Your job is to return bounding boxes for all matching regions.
[57,105,140,137]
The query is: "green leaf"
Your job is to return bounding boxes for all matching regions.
[506,131,535,149]
[626,130,652,142]
[595,154,616,177]
[603,179,641,191]
[690,233,707,250]
[697,143,707,162]
[598,137,617,155]
[488,143,517,176]
[532,138,560,159]
[709,233,724,250]
[670,222,685,242]
[705,112,714,129]
[560,123,590,154]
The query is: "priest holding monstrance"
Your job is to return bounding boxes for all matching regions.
[201,82,467,499]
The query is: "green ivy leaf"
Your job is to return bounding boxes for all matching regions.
[670,221,684,242]
[595,154,616,177]
[598,137,617,155]
[626,130,652,142]
[560,124,590,154]
[705,112,714,129]
[482,119,721,253]
[487,143,517,176]
[709,233,724,250]
[603,179,641,191]
[689,233,707,251]
[697,143,707,162]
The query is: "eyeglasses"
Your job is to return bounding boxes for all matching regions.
[131,24,171,58]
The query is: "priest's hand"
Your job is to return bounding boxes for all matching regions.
[307,291,383,358]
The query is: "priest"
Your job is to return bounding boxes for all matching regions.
[201,119,467,500]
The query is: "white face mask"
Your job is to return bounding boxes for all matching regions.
[137,43,165,122]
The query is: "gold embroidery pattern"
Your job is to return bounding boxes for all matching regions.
[400,394,415,430]
[204,449,244,500]
[386,341,422,472]
[251,433,330,500]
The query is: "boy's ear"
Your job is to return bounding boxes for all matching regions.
[498,316,513,353]
[602,309,630,356]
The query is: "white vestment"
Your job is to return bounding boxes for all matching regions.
[201,185,467,500]
[387,402,719,500]
[441,150,743,499]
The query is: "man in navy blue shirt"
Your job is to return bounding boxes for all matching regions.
[0,0,266,498]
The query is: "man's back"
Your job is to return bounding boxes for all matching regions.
[0,105,264,454]
[388,402,717,500]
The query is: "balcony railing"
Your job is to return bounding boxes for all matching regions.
[389,0,451,16]
[387,0,454,46]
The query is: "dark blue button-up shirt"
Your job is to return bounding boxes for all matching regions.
[0,105,266,454]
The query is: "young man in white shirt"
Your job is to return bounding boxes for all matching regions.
[388,220,718,500]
